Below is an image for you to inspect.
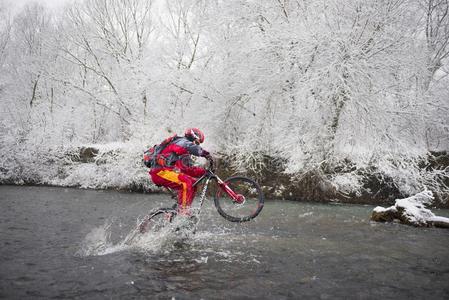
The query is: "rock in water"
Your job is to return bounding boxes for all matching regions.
[371,206,397,222]
[371,191,449,228]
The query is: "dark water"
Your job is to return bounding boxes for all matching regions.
[1,185,449,299]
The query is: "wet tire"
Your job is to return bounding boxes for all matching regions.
[139,208,176,233]
[214,176,264,222]
[125,208,176,245]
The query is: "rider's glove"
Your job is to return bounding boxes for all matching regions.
[201,149,210,157]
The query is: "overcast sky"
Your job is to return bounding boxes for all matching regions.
[6,0,73,11]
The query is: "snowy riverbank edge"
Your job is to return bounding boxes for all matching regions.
[1,143,448,208]
[371,191,449,228]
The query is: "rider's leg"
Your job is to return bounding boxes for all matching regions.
[150,168,197,215]
[177,173,197,215]
[150,168,182,191]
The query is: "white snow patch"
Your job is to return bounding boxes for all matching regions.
[429,216,449,223]
[372,190,449,227]
[394,190,435,225]
[373,206,397,213]
[331,173,363,196]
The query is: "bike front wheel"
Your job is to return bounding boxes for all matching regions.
[214,176,264,222]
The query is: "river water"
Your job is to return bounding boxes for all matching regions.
[1,185,448,299]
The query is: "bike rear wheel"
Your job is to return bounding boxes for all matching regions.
[214,176,264,222]
[138,208,176,233]
[124,207,177,245]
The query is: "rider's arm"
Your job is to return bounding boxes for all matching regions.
[183,140,209,157]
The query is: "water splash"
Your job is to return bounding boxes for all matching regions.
[76,215,264,266]
[76,216,198,257]
[76,219,127,257]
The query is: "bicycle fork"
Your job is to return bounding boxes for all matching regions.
[216,176,245,204]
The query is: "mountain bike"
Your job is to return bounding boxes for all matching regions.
[124,157,264,244]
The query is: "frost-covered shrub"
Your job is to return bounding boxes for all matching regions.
[0,136,156,192]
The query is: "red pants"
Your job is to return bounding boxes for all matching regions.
[150,166,205,212]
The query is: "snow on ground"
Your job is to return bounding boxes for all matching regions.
[0,141,157,192]
[372,191,449,228]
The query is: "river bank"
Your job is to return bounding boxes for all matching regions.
[1,144,448,208]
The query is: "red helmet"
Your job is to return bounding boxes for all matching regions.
[184,127,205,144]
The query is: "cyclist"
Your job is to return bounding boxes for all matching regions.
[149,128,211,216]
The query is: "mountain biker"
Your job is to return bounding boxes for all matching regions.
[149,128,211,216]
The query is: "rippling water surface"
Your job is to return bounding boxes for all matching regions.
[1,185,449,299]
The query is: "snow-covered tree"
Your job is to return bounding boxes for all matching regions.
[0,0,447,198]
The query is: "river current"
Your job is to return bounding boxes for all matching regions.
[1,185,448,299]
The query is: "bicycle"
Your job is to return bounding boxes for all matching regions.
[124,157,264,244]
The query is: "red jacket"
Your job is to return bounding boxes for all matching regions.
[153,136,207,178]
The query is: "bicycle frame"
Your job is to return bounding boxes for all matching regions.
[162,172,214,212]
[192,171,245,212]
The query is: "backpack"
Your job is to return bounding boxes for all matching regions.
[143,134,180,168]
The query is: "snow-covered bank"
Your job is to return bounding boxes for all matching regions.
[0,143,156,192]
[1,142,448,208]
[371,191,449,228]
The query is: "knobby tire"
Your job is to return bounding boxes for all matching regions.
[214,176,264,222]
